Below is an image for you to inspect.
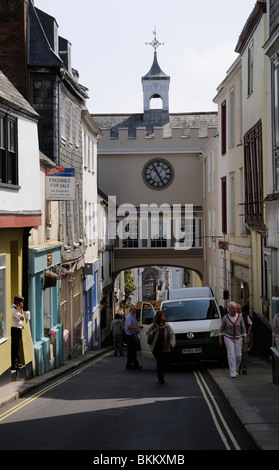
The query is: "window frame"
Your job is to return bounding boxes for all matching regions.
[248,40,254,96]
[221,100,227,156]
[271,58,279,191]
[243,120,264,231]
[221,176,227,234]
[0,112,18,187]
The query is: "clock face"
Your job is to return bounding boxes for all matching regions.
[143,159,174,189]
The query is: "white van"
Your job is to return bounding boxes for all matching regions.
[139,287,225,363]
[166,286,216,300]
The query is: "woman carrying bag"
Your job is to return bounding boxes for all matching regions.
[146,310,176,384]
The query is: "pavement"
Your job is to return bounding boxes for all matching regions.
[208,355,279,451]
[0,348,279,451]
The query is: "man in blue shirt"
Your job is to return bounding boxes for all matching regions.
[125,306,142,370]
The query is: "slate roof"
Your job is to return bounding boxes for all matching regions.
[29,4,62,68]
[93,112,218,138]
[142,52,170,80]
[0,70,39,118]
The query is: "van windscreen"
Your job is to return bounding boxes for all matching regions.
[162,300,219,322]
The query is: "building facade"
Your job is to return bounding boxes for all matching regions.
[0,1,107,380]
[28,152,63,375]
[82,109,102,350]
[210,56,252,311]
[264,0,279,378]
[0,70,41,384]
[235,1,271,357]
[94,41,218,280]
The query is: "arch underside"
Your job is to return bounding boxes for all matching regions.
[113,248,203,281]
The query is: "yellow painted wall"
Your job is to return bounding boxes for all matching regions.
[0,228,33,377]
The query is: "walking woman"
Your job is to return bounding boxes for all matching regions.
[146,310,175,384]
[219,301,247,377]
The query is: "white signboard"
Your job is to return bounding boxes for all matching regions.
[46,168,75,201]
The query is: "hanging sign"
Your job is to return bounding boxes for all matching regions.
[46,167,75,201]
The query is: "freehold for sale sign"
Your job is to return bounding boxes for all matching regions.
[46,167,75,201]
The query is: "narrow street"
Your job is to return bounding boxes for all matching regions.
[0,349,257,453]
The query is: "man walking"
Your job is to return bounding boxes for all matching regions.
[124,306,142,370]
[111,313,124,356]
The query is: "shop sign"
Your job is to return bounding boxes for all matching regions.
[46,168,75,200]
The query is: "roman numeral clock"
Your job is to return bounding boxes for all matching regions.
[143,159,174,189]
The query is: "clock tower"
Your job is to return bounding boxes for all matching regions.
[142,29,170,124]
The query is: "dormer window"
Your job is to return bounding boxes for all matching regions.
[59,37,72,73]
[35,8,59,56]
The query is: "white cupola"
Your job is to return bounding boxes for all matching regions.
[142,29,170,124]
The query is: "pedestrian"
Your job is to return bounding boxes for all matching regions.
[219,301,247,378]
[146,309,176,384]
[272,312,279,349]
[111,313,124,356]
[238,304,252,375]
[124,305,142,370]
[11,295,25,370]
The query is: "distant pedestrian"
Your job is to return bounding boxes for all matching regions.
[111,313,124,356]
[11,295,25,370]
[238,304,252,375]
[219,301,247,378]
[124,306,142,370]
[146,310,175,384]
[272,312,279,349]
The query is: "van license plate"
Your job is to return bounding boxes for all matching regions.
[182,348,202,354]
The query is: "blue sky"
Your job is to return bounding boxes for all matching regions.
[34,0,257,114]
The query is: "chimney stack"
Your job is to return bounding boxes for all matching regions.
[0,0,29,100]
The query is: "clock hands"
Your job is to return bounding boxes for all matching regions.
[144,159,173,188]
[153,165,166,184]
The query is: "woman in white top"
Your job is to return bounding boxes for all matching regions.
[219,301,247,377]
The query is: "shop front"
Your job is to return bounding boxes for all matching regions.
[28,244,63,376]
[83,260,100,351]
[0,228,34,384]
[266,200,279,384]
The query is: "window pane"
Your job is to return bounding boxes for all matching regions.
[8,151,16,184]
[274,66,279,145]
[248,41,254,95]
[8,120,15,152]
[0,117,4,149]
[0,117,5,183]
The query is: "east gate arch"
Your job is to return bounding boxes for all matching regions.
[93,35,217,286]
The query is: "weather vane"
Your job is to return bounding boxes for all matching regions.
[145,26,164,51]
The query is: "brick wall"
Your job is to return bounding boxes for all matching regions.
[0,0,29,100]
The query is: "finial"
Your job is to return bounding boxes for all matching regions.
[145,26,164,51]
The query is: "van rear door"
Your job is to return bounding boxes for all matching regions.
[139,302,156,357]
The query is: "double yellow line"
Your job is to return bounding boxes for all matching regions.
[194,370,241,450]
[0,351,112,423]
